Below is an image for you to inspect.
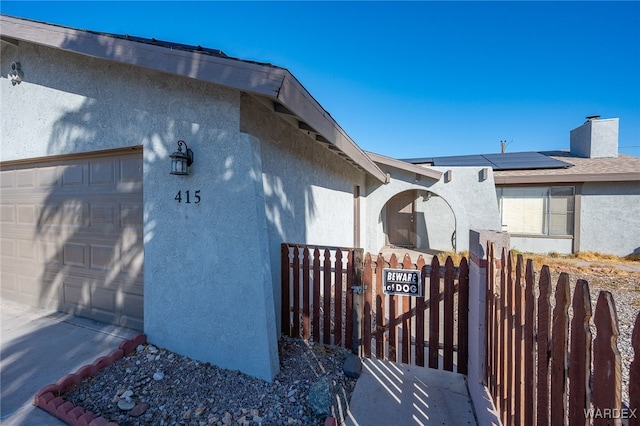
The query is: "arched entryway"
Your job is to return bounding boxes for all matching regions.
[383,189,457,252]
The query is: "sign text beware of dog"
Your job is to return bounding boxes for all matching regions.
[382,268,422,297]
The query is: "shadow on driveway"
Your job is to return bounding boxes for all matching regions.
[1,299,138,425]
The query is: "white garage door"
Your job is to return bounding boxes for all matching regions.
[0,148,144,330]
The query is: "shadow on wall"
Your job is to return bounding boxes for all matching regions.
[22,32,326,333]
[26,32,219,328]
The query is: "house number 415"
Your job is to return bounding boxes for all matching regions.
[175,190,201,204]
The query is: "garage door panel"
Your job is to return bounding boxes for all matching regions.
[17,204,37,224]
[89,159,116,185]
[120,157,143,183]
[1,272,17,292]
[17,239,37,261]
[63,243,87,268]
[1,238,16,257]
[90,244,117,271]
[62,164,85,186]
[91,286,116,313]
[1,204,15,222]
[1,149,144,329]
[1,170,15,188]
[121,203,143,228]
[38,167,61,187]
[16,169,35,188]
[89,203,117,228]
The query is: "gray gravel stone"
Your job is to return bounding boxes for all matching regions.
[63,337,357,425]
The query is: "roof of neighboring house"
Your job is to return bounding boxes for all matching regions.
[0,15,397,183]
[403,149,640,184]
[492,151,640,184]
[402,151,572,171]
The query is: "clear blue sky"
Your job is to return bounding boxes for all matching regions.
[2,1,639,158]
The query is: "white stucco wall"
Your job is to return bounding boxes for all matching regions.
[2,41,281,380]
[365,165,501,254]
[579,181,640,256]
[240,95,366,333]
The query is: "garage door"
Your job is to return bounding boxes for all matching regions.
[1,148,144,330]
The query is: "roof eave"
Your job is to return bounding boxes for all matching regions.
[0,15,388,183]
[366,151,443,181]
[494,172,640,185]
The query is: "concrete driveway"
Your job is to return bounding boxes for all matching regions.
[0,299,138,425]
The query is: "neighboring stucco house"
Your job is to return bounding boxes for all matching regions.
[1,16,500,380]
[403,116,640,257]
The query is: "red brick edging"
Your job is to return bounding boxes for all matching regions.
[33,333,147,426]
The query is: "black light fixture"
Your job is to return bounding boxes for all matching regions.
[170,140,193,175]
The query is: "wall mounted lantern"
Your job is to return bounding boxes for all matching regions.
[9,62,23,85]
[170,140,193,175]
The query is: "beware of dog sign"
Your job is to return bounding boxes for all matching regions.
[382,268,422,297]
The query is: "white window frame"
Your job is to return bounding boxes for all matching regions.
[497,186,575,237]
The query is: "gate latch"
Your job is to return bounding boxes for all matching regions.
[351,286,367,294]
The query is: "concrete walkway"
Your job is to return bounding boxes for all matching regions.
[345,358,477,425]
[0,299,138,425]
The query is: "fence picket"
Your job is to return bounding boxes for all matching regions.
[416,257,426,367]
[523,259,535,426]
[293,246,300,339]
[506,251,514,424]
[443,256,455,371]
[402,254,412,365]
[323,249,331,345]
[551,273,570,426]
[312,248,320,342]
[363,253,373,358]
[593,291,622,426]
[568,279,592,426]
[537,265,552,426]
[428,255,440,369]
[281,244,291,337]
[498,247,507,422]
[375,254,385,359]
[345,250,353,351]
[514,255,524,426]
[333,249,344,346]
[458,257,469,375]
[388,253,398,362]
[302,248,311,340]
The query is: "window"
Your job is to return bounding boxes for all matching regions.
[497,186,574,236]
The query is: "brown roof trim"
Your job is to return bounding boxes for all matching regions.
[366,151,442,181]
[0,15,388,183]
[494,172,640,185]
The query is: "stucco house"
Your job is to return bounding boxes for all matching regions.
[1,16,500,380]
[403,116,640,257]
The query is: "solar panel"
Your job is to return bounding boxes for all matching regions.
[400,152,572,171]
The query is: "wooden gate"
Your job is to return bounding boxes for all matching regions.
[281,243,469,373]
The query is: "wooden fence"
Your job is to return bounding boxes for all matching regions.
[281,243,469,374]
[485,243,640,426]
[280,243,362,350]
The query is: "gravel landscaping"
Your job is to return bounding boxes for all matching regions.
[64,336,356,426]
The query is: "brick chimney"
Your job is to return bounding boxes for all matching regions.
[569,116,619,158]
